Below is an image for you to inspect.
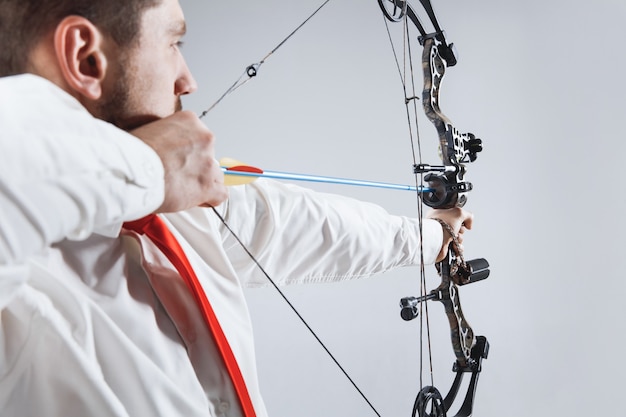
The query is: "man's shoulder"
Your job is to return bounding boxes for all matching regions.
[0,73,84,114]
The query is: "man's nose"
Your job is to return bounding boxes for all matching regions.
[175,60,198,96]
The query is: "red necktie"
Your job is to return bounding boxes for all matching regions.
[124,214,256,417]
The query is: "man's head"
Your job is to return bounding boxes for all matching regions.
[0,0,197,129]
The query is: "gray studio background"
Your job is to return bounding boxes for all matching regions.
[180,1,625,416]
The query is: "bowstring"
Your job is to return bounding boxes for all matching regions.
[201,1,383,415]
[199,0,331,118]
[211,208,381,416]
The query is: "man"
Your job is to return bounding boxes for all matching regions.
[0,0,473,416]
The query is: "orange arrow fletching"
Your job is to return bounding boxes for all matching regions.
[227,165,263,174]
[220,157,264,186]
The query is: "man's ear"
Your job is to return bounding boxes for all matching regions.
[53,16,109,100]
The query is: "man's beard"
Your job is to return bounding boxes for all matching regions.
[96,73,136,130]
[96,59,182,131]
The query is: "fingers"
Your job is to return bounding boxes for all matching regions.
[457,220,471,242]
[131,111,228,213]
[427,206,474,262]
[426,207,473,235]
[461,211,473,230]
[198,156,228,208]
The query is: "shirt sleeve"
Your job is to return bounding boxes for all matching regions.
[218,179,443,287]
[0,74,165,266]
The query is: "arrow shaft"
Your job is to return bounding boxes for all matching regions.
[222,167,430,193]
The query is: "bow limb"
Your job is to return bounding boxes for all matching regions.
[418,36,483,209]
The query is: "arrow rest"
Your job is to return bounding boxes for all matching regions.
[419,172,471,209]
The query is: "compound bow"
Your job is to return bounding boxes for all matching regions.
[203,1,491,415]
[377,1,490,416]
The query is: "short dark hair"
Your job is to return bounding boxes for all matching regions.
[0,0,161,77]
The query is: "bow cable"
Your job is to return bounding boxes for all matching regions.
[381,11,438,394]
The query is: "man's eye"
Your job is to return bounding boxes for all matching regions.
[174,40,184,49]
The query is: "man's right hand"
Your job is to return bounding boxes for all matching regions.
[131,111,228,213]
[426,207,474,262]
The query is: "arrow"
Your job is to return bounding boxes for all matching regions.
[220,158,429,193]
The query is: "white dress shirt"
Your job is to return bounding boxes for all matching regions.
[0,74,443,417]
